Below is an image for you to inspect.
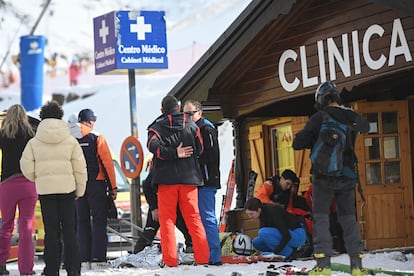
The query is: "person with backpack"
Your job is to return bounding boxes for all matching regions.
[292,81,370,276]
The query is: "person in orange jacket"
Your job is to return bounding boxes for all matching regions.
[74,108,117,268]
[255,169,310,214]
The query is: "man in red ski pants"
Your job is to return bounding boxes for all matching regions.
[147,95,209,267]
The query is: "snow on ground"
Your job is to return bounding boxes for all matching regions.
[4,250,414,275]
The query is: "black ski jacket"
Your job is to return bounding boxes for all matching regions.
[259,203,303,255]
[196,118,220,189]
[142,170,157,211]
[270,176,311,212]
[147,111,204,186]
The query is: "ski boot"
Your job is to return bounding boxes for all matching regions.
[350,253,368,276]
[308,253,331,276]
[0,264,9,276]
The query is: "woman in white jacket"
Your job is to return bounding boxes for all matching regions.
[20,100,87,276]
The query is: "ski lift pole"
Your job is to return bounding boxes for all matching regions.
[128,69,143,236]
[30,0,52,35]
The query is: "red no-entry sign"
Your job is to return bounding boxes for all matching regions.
[120,136,144,178]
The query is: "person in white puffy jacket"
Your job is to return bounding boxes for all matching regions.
[20,100,87,276]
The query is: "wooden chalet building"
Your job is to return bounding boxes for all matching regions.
[170,0,414,250]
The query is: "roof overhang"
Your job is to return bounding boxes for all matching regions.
[169,0,298,105]
[170,0,412,121]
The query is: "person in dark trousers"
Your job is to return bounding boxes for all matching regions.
[255,170,313,258]
[147,95,209,267]
[132,159,193,254]
[293,81,370,276]
[0,104,37,276]
[245,198,306,259]
[303,183,346,254]
[75,108,117,269]
[183,100,222,265]
[20,100,87,276]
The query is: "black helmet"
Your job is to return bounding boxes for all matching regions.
[314,81,341,110]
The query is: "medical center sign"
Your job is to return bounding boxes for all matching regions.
[93,10,167,74]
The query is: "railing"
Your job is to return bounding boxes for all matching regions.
[106,219,148,252]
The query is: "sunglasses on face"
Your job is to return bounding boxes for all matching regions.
[185,110,198,116]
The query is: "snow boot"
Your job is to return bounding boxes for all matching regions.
[0,264,9,275]
[20,272,35,276]
[350,253,368,276]
[66,269,80,276]
[308,253,331,276]
[184,245,194,253]
[130,237,152,254]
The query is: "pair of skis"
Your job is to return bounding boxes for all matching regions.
[218,160,258,233]
[219,159,236,232]
[264,263,414,275]
[221,254,285,264]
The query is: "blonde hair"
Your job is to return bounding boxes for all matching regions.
[1,104,35,139]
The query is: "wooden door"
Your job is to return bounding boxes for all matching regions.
[249,117,311,193]
[354,101,413,250]
[248,124,266,196]
[292,116,312,193]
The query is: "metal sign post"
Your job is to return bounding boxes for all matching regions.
[93,10,167,237]
[128,69,141,232]
[120,135,144,230]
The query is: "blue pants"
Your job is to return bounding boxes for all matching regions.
[76,180,108,262]
[252,227,306,257]
[198,186,221,263]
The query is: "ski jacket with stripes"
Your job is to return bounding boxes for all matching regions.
[147,111,204,186]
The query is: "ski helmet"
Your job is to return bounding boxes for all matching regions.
[233,234,254,256]
[314,81,341,110]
